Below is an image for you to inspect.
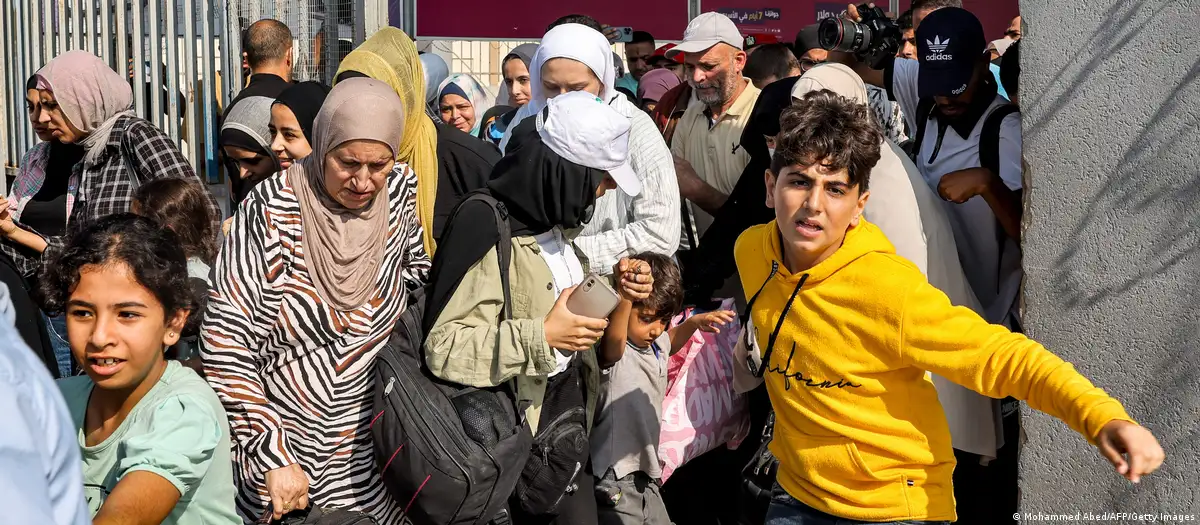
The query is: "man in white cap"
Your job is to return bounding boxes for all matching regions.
[667,12,762,245]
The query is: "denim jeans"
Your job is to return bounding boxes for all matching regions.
[765,485,950,525]
[43,313,73,377]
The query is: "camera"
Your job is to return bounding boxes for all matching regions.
[818,3,901,69]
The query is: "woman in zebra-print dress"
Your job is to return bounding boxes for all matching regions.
[201,78,428,524]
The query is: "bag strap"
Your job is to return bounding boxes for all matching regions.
[459,193,514,322]
[979,104,1020,178]
[908,97,937,163]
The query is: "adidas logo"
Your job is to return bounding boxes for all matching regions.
[927,36,950,53]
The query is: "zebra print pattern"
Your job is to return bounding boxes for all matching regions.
[201,164,429,524]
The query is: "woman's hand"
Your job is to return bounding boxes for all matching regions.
[544,286,609,351]
[0,197,18,235]
[612,257,653,302]
[264,463,310,520]
[222,217,234,236]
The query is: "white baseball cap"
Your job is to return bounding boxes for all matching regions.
[537,91,641,197]
[667,12,744,59]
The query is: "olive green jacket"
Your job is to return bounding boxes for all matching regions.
[424,233,600,434]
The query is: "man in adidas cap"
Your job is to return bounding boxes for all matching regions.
[840,5,1026,522]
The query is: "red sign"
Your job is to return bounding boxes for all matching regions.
[410,0,1015,46]
[414,1,690,40]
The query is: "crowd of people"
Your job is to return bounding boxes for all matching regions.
[0,1,1168,525]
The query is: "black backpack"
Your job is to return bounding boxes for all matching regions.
[908,98,1020,178]
[513,354,590,516]
[373,193,533,525]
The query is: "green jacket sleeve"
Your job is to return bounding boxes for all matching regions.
[424,246,559,388]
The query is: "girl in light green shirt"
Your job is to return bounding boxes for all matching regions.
[46,214,239,525]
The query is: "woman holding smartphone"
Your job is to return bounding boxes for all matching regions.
[424,91,648,525]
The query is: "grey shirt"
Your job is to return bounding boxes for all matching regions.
[591,332,670,479]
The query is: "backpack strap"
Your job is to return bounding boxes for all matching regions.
[979,104,1020,178]
[459,193,514,322]
[907,97,937,162]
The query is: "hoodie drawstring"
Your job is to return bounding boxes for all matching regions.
[759,273,808,378]
[741,260,810,378]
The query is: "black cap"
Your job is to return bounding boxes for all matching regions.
[794,24,822,55]
[916,7,985,98]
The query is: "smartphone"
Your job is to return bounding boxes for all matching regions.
[566,274,621,319]
[613,26,635,43]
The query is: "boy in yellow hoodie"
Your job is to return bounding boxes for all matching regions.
[734,90,1165,524]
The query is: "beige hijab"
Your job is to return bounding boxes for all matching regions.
[35,50,135,165]
[289,77,406,311]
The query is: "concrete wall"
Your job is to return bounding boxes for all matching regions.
[1020,0,1199,517]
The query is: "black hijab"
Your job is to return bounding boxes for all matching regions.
[424,115,606,332]
[486,115,607,236]
[274,81,330,144]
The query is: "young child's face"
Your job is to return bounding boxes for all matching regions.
[628,305,670,350]
[766,160,869,271]
[66,261,186,391]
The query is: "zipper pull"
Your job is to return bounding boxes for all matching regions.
[384,377,396,396]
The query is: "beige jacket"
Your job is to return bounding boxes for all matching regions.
[424,234,600,434]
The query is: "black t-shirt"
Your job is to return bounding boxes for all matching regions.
[224,73,291,117]
[433,122,501,240]
[21,142,82,238]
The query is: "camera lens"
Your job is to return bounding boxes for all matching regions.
[818,17,873,54]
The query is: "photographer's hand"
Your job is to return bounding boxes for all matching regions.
[846,3,864,22]
[832,4,887,86]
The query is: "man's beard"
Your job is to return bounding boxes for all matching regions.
[692,75,730,107]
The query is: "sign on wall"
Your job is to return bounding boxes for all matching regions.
[412,0,689,40]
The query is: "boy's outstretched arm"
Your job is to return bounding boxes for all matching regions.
[668,309,736,356]
[1096,420,1164,483]
[898,281,1165,483]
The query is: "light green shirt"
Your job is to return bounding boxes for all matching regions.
[58,361,240,524]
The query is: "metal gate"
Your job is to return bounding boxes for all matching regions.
[0,0,373,185]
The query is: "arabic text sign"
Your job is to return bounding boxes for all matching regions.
[814,2,846,23]
[714,6,785,34]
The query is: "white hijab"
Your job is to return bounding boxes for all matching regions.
[500,23,617,153]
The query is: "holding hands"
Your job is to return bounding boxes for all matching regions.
[613,257,653,302]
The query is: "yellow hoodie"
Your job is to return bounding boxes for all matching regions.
[734,220,1133,522]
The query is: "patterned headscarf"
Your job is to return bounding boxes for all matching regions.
[436,73,494,135]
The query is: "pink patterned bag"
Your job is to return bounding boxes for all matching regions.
[658,298,751,482]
